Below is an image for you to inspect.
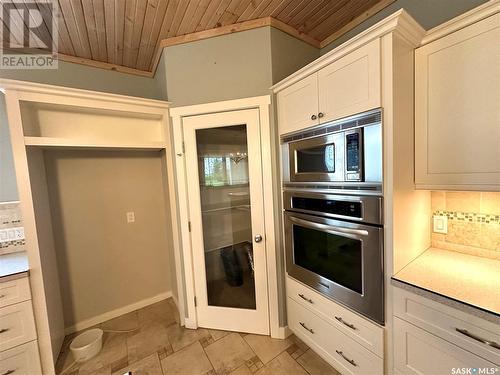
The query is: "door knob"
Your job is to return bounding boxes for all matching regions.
[254,234,263,243]
[311,114,317,120]
[318,112,324,118]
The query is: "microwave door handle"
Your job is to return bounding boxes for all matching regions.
[288,216,369,238]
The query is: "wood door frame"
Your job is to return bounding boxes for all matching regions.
[170,96,284,338]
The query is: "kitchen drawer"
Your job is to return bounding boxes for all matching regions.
[0,340,42,375]
[393,287,500,365]
[0,301,37,352]
[288,297,383,375]
[286,276,384,356]
[394,317,496,374]
[0,277,31,308]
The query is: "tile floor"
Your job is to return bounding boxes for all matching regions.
[56,298,341,375]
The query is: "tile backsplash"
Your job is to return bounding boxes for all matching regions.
[431,192,500,260]
[0,201,25,255]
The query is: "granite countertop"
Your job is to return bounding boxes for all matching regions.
[0,251,29,279]
[392,247,499,321]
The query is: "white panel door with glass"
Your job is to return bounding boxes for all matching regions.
[183,109,269,335]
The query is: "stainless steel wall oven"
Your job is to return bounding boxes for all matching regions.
[283,181,384,324]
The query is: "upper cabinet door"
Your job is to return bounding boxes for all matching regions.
[318,39,381,124]
[415,14,500,191]
[277,73,319,135]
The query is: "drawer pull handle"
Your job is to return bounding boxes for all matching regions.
[299,321,314,334]
[298,294,313,304]
[318,112,324,118]
[2,370,15,375]
[0,328,9,334]
[335,316,357,330]
[455,328,500,350]
[311,114,317,120]
[336,350,357,367]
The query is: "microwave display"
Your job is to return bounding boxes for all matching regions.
[346,133,360,172]
[296,144,335,173]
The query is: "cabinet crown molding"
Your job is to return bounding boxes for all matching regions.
[271,9,425,94]
[421,0,500,45]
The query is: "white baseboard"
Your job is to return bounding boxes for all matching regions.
[271,325,292,339]
[65,291,173,335]
[184,317,197,329]
[171,294,179,311]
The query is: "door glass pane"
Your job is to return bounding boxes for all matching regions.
[196,125,256,309]
[296,144,335,173]
[292,224,362,294]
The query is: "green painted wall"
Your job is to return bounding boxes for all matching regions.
[321,0,488,54]
[161,27,273,106]
[270,28,319,84]
[0,94,17,202]
[0,60,163,99]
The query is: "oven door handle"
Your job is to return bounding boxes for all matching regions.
[288,216,369,238]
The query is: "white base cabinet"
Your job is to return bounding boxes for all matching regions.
[393,287,500,374]
[286,277,384,375]
[0,276,41,375]
[394,317,496,374]
[0,341,42,375]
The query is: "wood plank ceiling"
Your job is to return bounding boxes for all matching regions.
[3,0,394,75]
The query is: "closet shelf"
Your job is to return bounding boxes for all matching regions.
[24,137,166,150]
[202,204,251,213]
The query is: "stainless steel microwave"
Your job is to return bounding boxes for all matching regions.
[281,109,382,186]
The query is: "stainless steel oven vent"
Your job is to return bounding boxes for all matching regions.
[280,108,382,143]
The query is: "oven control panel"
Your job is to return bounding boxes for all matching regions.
[0,202,26,255]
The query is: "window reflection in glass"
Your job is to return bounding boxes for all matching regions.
[296,143,335,173]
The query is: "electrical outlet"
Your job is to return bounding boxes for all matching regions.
[433,215,448,234]
[126,212,135,223]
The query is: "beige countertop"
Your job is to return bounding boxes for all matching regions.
[0,251,29,279]
[393,247,500,316]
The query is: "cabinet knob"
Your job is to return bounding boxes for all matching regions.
[318,112,324,118]
[311,114,317,120]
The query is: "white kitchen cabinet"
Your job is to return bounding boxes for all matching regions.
[277,74,319,135]
[0,341,42,375]
[393,287,500,365]
[394,317,496,375]
[288,297,384,375]
[287,276,384,357]
[276,37,382,136]
[0,300,37,352]
[318,39,381,124]
[393,286,500,375]
[415,12,500,190]
[0,275,41,374]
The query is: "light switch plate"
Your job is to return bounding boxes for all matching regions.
[126,212,135,223]
[433,215,448,234]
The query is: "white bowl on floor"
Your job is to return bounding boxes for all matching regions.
[70,328,103,363]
